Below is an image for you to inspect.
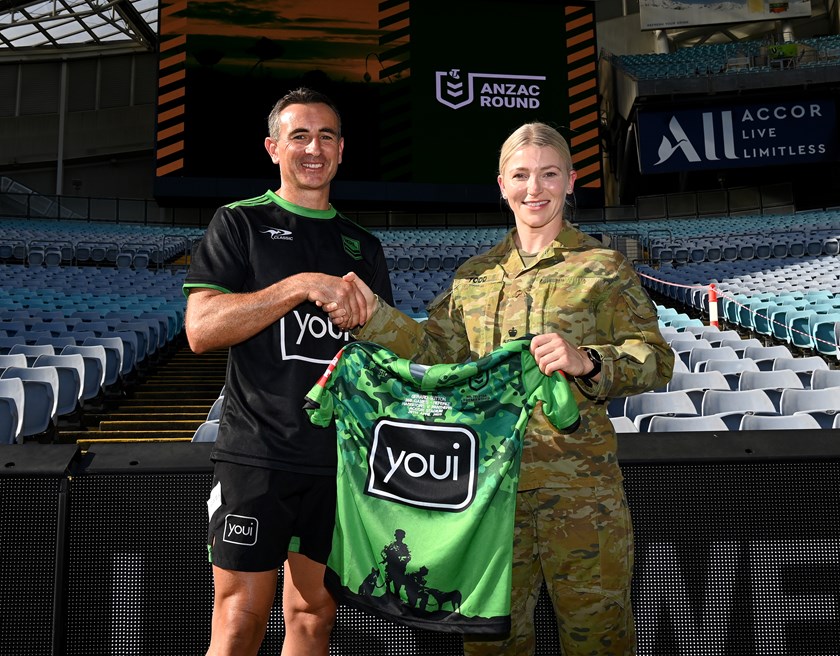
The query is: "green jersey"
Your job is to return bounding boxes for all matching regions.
[305,338,580,634]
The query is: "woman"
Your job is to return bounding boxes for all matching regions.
[333,122,674,655]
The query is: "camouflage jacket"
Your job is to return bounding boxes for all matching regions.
[356,224,674,489]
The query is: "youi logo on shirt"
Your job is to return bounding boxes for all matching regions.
[366,419,478,512]
[279,310,351,364]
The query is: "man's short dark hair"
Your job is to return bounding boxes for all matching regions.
[267,87,342,139]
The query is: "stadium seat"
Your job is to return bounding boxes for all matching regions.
[809,368,840,390]
[8,343,55,366]
[738,369,804,412]
[836,320,840,362]
[60,345,107,400]
[647,414,730,432]
[658,326,682,343]
[718,337,762,357]
[779,388,840,428]
[702,329,741,345]
[607,397,626,417]
[785,310,816,349]
[667,371,730,411]
[0,377,25,444]
[739,414,822,430]
[35,336,77,350]
[682,324,712,337]
[770,355,829,388]
[32,354,85,416]
[112,331,140,374]
[742,345,794,371]
[703,358,760,389]
[82,336,124,386]
[671,358,689,373]
[0,353,28,376]
[670,338,713,368]
[624,390,698,432]
[700,389,777,430]
[809,313,840,357]
[688,346,739,372]
[0,365,58,437]
[192,420,219,443]
[206,396,224,421]
[609,416,637,433]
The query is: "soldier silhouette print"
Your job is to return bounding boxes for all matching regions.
[380,529,412,598]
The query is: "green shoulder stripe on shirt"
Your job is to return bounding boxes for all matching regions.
[225,190,338,219]
[225,192,274,209]
[182,282,232,298]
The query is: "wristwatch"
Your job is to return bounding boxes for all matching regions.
[577,348,602,381]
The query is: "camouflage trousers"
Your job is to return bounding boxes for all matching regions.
[463,485,636,656]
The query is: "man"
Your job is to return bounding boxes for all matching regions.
[184,87,394,656]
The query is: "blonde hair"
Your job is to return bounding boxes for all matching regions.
[498,122,573,176]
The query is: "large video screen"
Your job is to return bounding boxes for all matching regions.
[640,0,812,31]
[153,0,603,209]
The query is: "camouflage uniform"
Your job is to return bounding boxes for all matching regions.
[356,224,674,655]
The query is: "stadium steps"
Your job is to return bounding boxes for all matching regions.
[58,336,227,447]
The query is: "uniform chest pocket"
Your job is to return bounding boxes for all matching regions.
[534,276,603,343]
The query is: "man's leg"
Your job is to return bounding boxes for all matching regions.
[207,566,278,656]
[281,551,337,656]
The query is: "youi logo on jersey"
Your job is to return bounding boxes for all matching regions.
[279,310,351,364]
[366,419,478,512]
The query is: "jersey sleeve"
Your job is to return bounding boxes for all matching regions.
[521,349,581,432]
[303,348,343,427]
[183,206,250,295]
[368,241,395,307]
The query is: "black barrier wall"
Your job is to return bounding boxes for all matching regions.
[2,434,840,655]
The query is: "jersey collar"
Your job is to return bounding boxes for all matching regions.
[267,189,337,219]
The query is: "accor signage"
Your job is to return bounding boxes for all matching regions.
[636,99,838,174]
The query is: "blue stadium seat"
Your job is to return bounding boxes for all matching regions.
[33,353,84,417]
[207,396,224,422]
[81,337,125,386]
[8,343,55,366]
[0,365,58,437]
[0,377,25,444]
[60,345,107,400]
[192,420,219,443]
[0,353,28,376]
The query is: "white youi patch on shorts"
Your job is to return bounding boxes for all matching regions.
[223,514,259,546]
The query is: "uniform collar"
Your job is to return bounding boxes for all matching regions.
[494,224,590,275]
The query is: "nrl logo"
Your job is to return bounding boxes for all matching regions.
[435,69,546,110]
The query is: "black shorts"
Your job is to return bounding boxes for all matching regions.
[206,460,336,572]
